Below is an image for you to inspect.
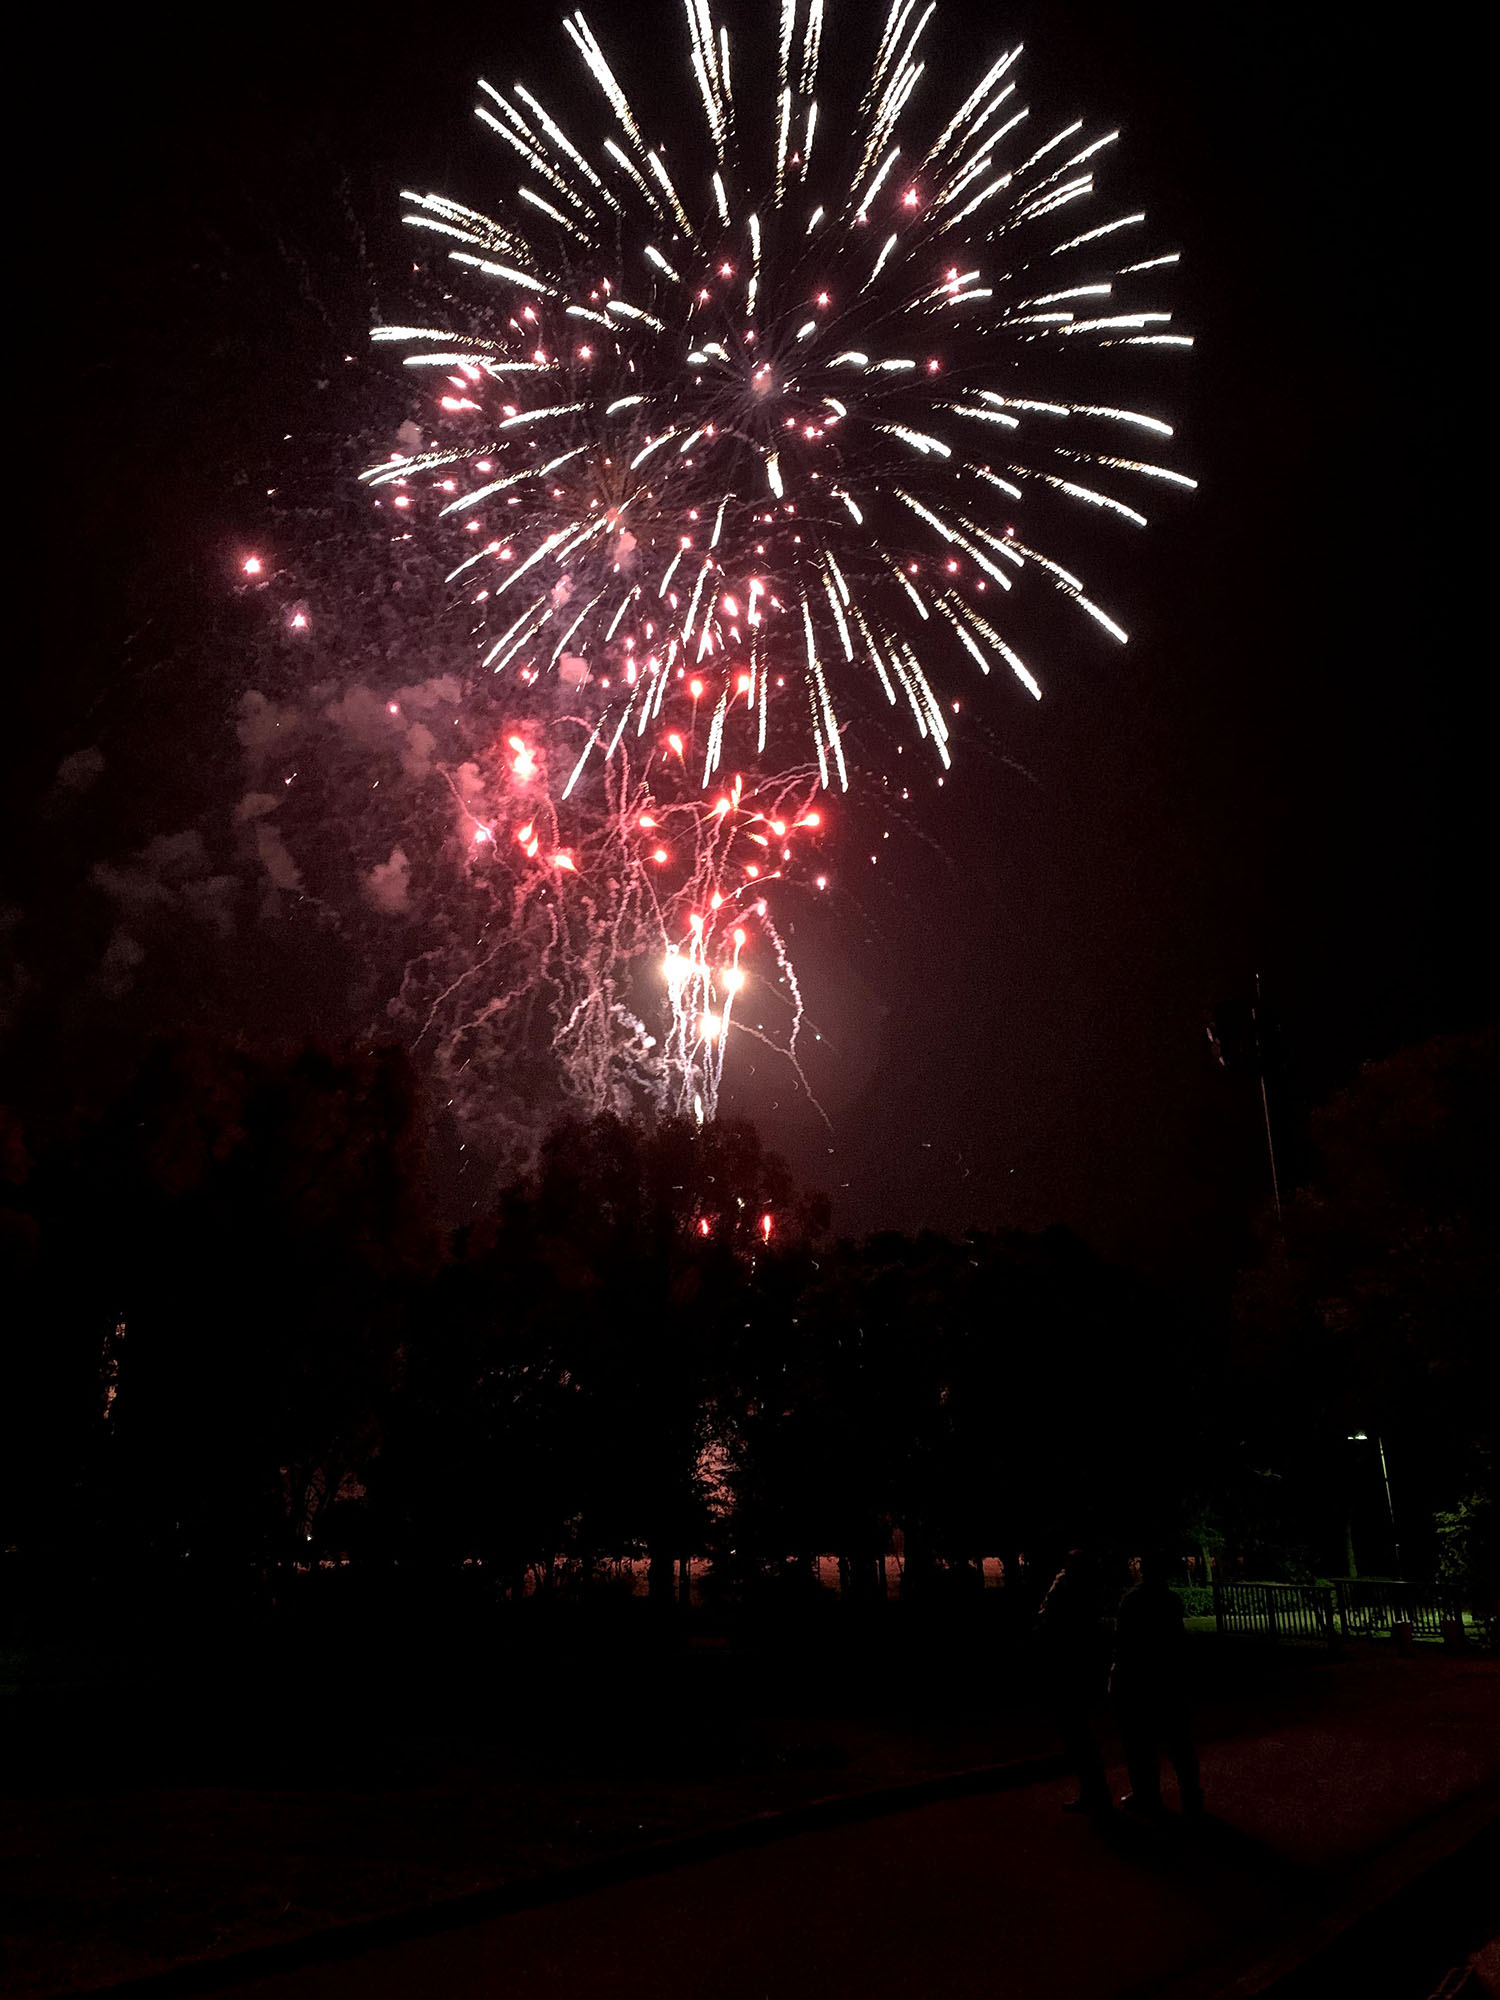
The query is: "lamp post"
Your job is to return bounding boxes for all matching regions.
[1348,1432,1402,1577]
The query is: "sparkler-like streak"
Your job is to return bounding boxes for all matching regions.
[255,2,1192,1141]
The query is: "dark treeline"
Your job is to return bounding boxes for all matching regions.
[3,1026,1496,1624]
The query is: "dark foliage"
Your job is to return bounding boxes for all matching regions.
[2,1038,435,1578]
[4,1025,1492,1619]
[1230,1025,1500,1587]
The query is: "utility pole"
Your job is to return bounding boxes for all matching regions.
[1252,971,1282,1226]
[1208,975,1284,1225]
[1349,1432,1402,1577]
[1376,1433,1402,1577]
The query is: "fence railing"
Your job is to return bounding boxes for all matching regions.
[1212,1578,1470,1644]
[1214,1582,1337,1643]
[1330,1579,1468,1640]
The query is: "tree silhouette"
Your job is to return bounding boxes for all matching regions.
[2,1037,434,1579]
[369,1112,821,1597]
[1235,1025,1499,1578]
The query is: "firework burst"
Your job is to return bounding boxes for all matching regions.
[369,0,1193,800]
[249,1,1193,1147]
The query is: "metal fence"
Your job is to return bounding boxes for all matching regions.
[1330,1579,1468,1640]
[1214,1582,1337,1643]
[1212,1579,1470,1644]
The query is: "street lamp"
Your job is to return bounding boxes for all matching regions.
[1347,1433,1402,1576]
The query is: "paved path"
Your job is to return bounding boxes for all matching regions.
[218,1658,1500,2000]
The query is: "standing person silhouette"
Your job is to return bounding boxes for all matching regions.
[1111,1549,1204,1817]
[1036,1550,1113,1816]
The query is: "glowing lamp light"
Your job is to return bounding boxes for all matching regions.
[242,556,263,576]
[903,188,920,207]
[927,358,941,373]
[289,611,308,629]
[815,875,828,890]
[689,679,704,700]
[387,702,399,715]
[652,847,668,864]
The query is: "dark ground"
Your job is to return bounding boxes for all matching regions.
[5,1593,1497,1997]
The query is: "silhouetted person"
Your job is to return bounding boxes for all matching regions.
[1112,1550,1203,1816]
[1036,1550,1112,1816]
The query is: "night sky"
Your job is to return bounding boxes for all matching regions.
[16,2,1486,1282]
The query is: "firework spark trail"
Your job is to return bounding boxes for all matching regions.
[370,0,1192,797]
[371,696,830,1129]
[299,0,1195,1135]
